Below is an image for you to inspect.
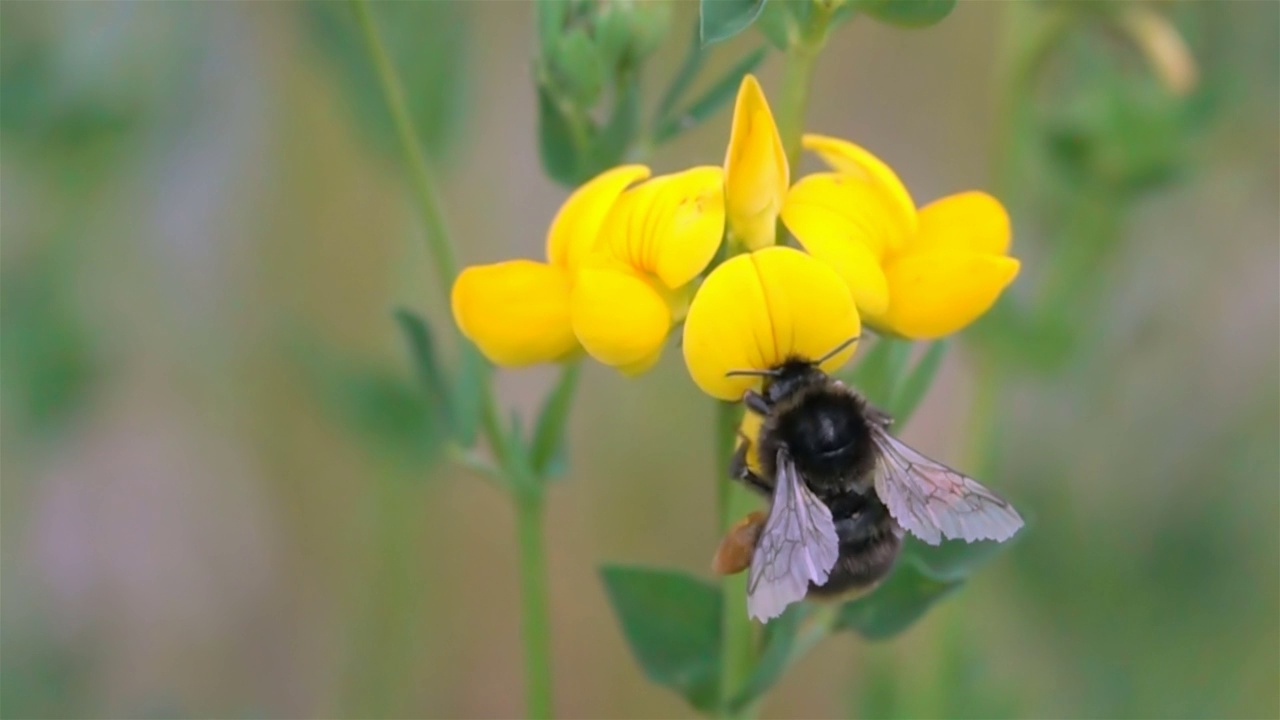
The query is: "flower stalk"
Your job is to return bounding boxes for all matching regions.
[777,3,833,167]
[351,1,557,717]
[716,401,754,718]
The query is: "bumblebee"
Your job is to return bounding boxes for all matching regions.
[712,339,1024,622]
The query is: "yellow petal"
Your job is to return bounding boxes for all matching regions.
[783,173,909,258]
[913,191,1012,256]
[802,134,917,236]
[723,75,788,251]
[873,252,1020,339]
[682,246,861,400]
[451,260,577,366]
[546,164,651,269]
[570,266,672,370]
[603,166,726,289]
[783,208,890,316]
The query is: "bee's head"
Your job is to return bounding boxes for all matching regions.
[724,336,859,404]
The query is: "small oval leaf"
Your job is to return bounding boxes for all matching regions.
[700,0,768,44]
[600,565,723,712]
[859,0,957,29]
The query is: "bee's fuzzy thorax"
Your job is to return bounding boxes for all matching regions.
[756,374,877,498]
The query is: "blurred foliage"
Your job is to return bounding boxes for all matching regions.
[297,333,444,472]
[305,2,468,166]
[0,245,99,440]
[0,2,202,178]
[536,0,669,184]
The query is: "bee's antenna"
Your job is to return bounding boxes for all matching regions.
[815,335,861,366]
[724,368,781,379]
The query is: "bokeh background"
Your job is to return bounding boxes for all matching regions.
[2,2,1277,718]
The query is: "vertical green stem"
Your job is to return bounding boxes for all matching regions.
[777,45,819,169]
[716,401,754,718]
[777,4,832,169]
[351,0,459,291]
[515,486,555,720]
[352,2,557,717]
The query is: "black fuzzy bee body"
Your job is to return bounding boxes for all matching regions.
[734,359,903,599]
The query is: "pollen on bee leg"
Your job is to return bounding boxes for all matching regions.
[712,511,767,575]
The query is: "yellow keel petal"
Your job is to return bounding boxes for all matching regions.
[570,266,672,370]
[451,260,577,366]
[682,247,860,400]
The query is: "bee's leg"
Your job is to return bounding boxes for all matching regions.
[729,437,773,496]
[743,390,771,415]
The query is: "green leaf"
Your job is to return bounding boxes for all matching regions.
[847,337,911,408]
[302,345,442,470]
[727,603,804,713]
[536,80,586,186]
[0,246,98,437]
[754,0,805,51]
[906,536,1011,583]
[700,0,768,44]
[600,566,722,712]
[305,2,468,164]
[836,557,963,640]
[655,46,768,144]
[859,0,957,29]
[529,364,581,479]
[393,308,451,419]
[535,0,572,56]
[889,340,947,426]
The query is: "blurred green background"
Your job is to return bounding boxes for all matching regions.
[2,2,1276,718]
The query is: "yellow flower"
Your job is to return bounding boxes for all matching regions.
[795,135,1020,339]
[572,165,725,374]
[718,74,1018,343]
[682,246,860,401]
[721,76,890,316]
[452,164,649,367]
[452,164,724,374]
[878,191,1019,338]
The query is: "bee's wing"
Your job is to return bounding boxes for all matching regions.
[746,449,840,622]
[870,426,1023,546]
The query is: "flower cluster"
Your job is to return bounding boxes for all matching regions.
[452,75,1019,398]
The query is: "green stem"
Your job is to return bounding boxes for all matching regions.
[515,486,555,720]
[716,401,755,718]
[776,4,832,169]
[352,2,556,716]
[351,0,459,291]
[777,45,819,170]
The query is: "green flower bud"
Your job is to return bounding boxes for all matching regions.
[549,26,605,107]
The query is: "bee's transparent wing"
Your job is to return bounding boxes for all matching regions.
[870,426,1023,546]
[746,449,840,622]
